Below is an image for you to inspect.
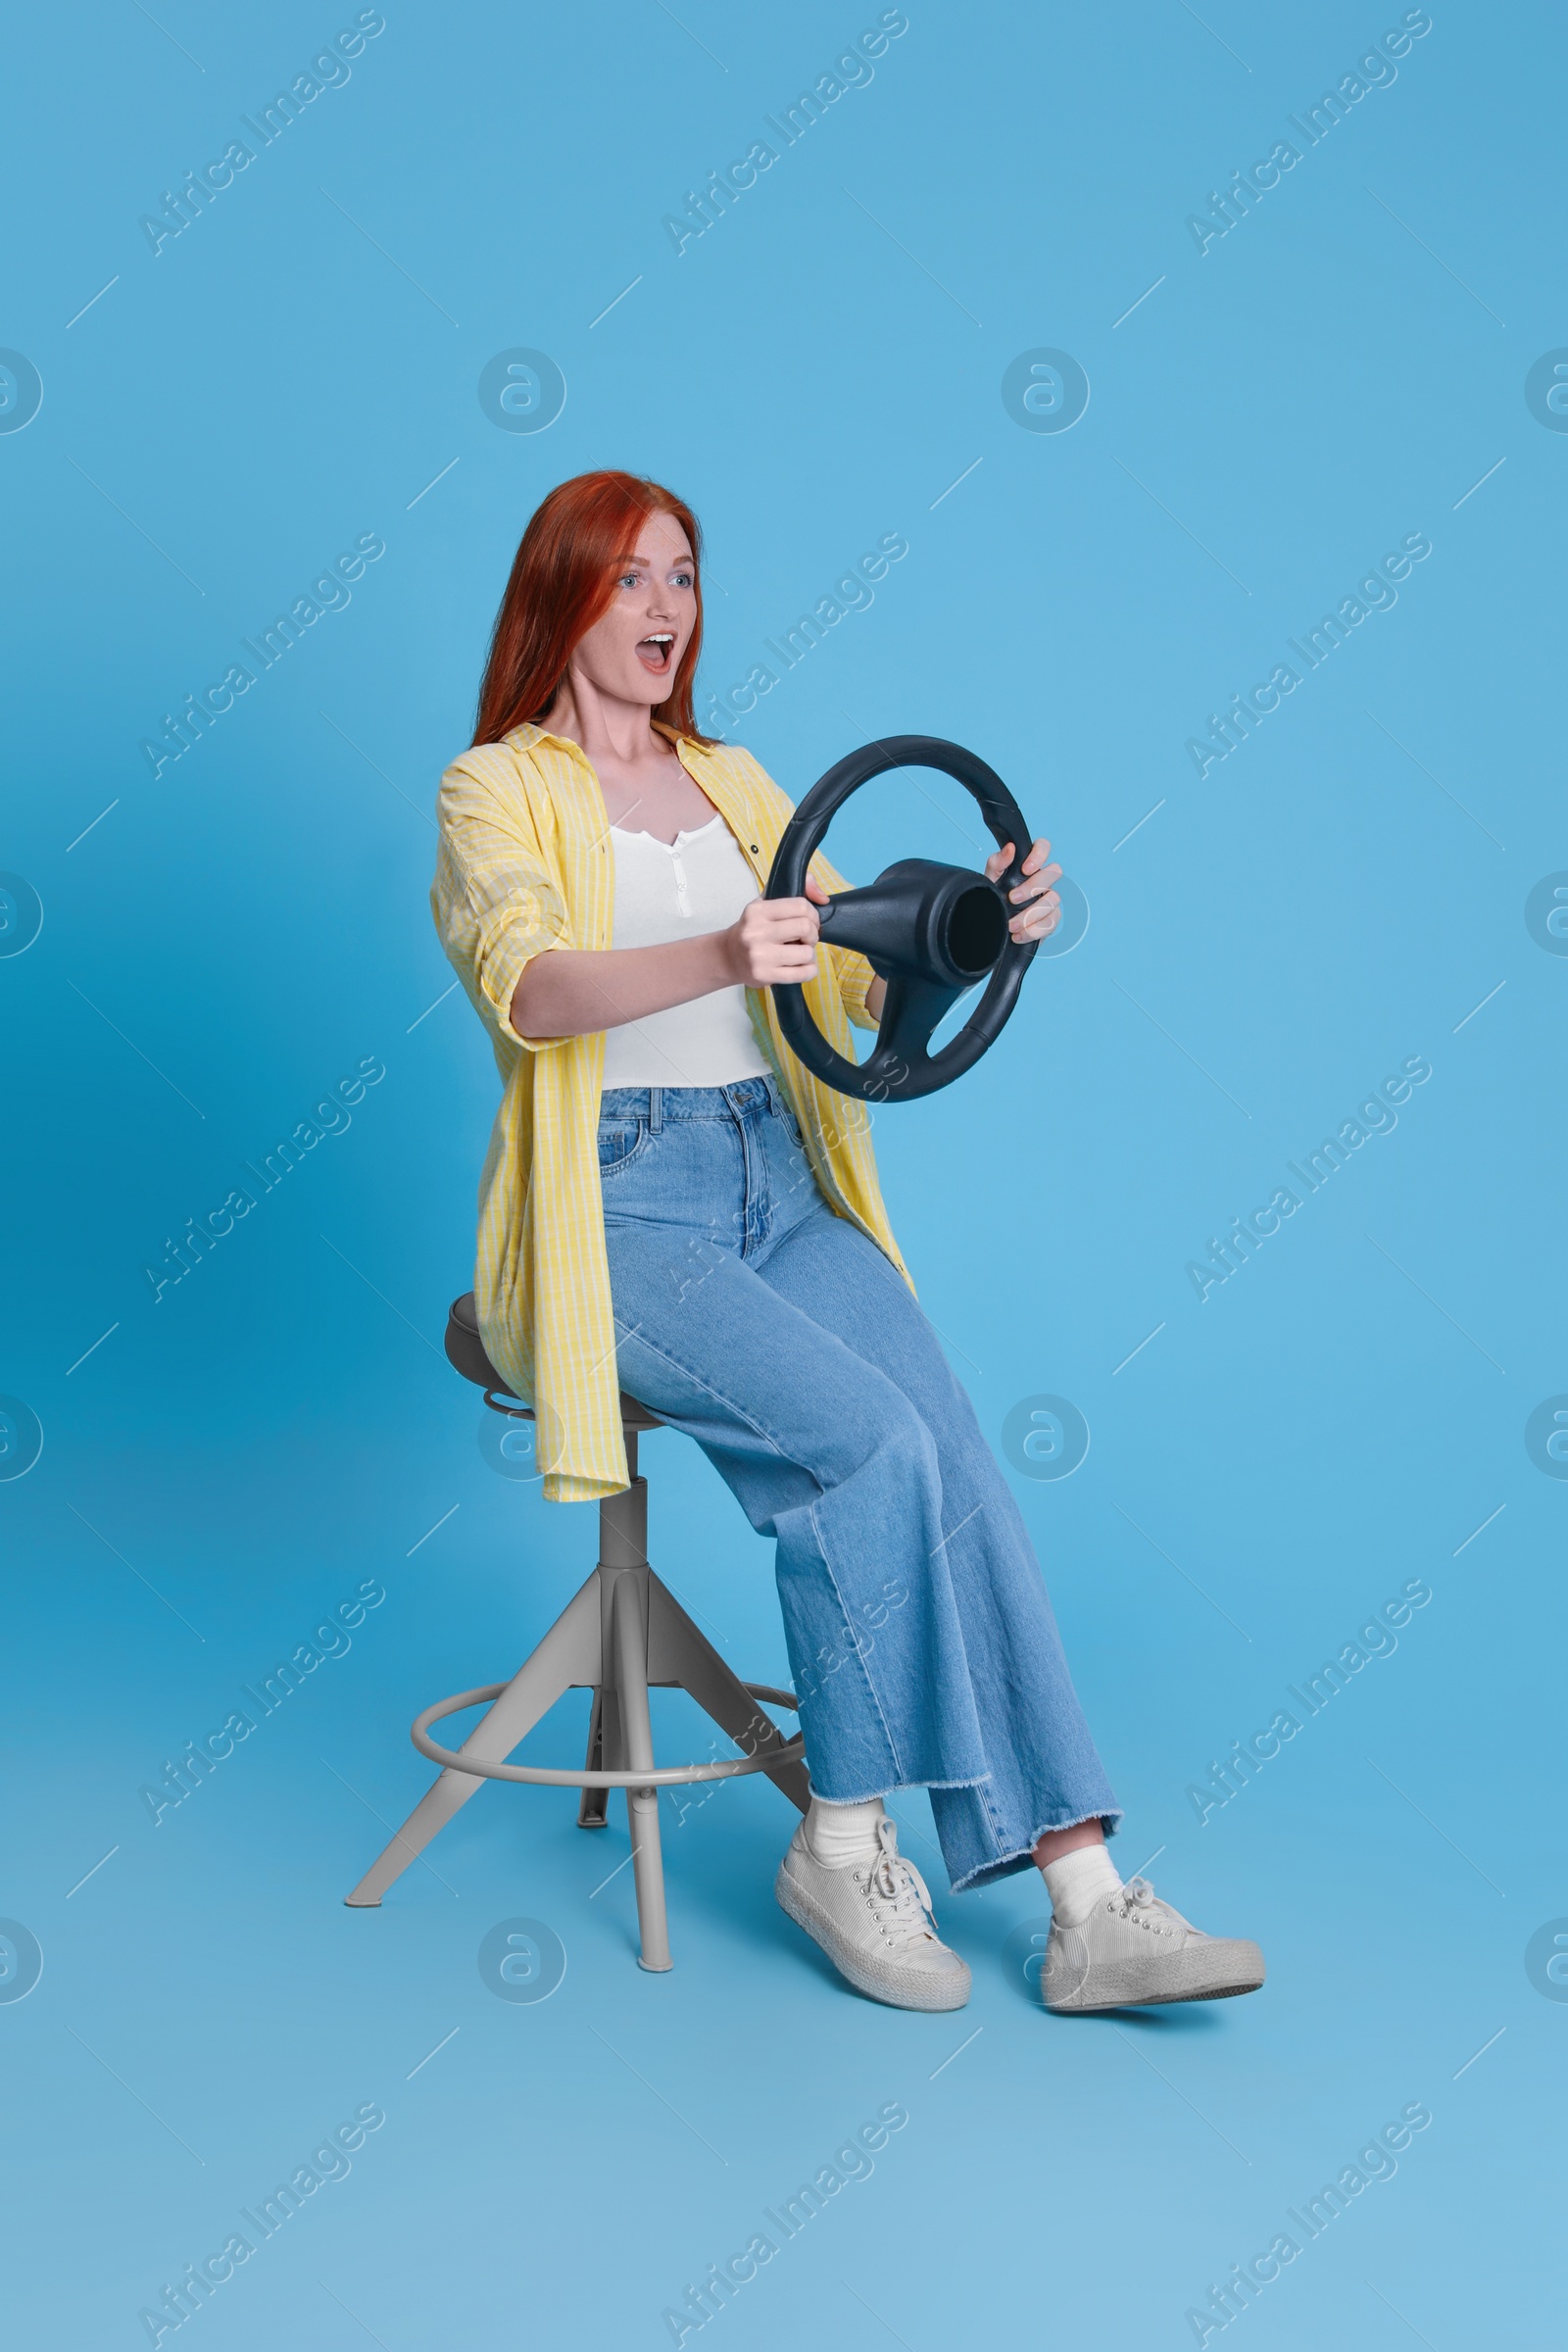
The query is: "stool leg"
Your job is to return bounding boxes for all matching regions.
[609,1568,671,1973]
[576,1691,609,1829]
[344,1573,602,1907]
[645,1573,810,1814]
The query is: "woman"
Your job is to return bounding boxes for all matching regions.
[433,469,1264,2015]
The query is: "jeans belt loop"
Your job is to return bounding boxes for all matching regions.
[648,1086,662,1135]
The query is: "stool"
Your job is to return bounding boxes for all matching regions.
[344,1294,809,1969]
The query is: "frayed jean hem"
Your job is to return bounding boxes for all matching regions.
[807,1771,994,1807]
[947,1806,1125,1895]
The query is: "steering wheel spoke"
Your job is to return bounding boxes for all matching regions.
[859,975,964,1098]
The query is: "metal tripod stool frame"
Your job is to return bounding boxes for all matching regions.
[345,1295,809,1970]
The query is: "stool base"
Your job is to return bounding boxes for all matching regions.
[345,1475,808,1970]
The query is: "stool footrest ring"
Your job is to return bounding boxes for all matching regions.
[411,1681,803,1788]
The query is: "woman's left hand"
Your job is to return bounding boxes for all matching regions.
[987,838,1062,943]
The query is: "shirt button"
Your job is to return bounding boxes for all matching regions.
[750,845,760,854]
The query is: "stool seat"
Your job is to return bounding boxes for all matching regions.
[445,1292,664,1433]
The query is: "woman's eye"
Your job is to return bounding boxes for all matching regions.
[619,571,640,589]
[672,571,693,588]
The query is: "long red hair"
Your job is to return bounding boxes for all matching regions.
[474,469,713,746]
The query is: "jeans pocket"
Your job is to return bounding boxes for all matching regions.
[597,1117,649,1178]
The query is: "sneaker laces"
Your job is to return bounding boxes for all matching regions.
[865,1818,939,1948]
[1114,1876,1189,1934]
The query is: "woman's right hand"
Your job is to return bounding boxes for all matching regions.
[723,894,821,987]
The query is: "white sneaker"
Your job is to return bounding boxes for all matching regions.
[775,1815,971,2011]
[1043,1876,1265,2012]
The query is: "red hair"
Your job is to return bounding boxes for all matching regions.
[474,469,713,746]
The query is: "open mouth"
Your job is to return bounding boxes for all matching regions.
[636,633,675,674]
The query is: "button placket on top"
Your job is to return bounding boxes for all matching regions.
[668,840,692,918]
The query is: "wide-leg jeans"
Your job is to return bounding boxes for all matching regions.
[597,1077,1119,1891]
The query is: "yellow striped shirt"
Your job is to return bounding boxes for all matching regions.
[431,723,909,1501]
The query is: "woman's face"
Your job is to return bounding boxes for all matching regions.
[568,510,697,707]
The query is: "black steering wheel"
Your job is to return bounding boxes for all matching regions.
[763,735,1038,1103]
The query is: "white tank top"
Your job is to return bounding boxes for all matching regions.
[600,814,770,1088]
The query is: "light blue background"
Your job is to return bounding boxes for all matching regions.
[2,3,1561,2346]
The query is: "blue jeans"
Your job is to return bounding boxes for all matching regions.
[598,1077,1120,1891]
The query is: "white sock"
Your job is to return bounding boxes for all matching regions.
[804,1793,886,1869]
[1040,1840,1121,1927]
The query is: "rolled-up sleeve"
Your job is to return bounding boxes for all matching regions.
[432,758,569,1048]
